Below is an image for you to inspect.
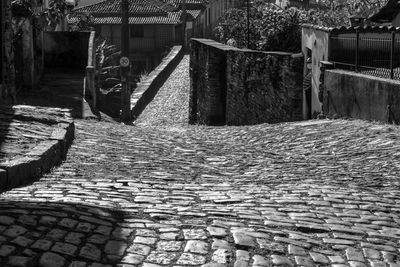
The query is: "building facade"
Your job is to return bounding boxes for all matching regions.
[70,0,204,73]
[70,0,243,73]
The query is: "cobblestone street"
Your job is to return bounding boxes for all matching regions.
[0,56,400,266]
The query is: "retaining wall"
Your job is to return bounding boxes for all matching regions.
[324,69,400,124]
[131,46,184,119]
[189,39,303,126]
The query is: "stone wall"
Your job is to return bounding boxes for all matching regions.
[226,51,303,125]
[2,2,45,96]
[0,0,16,103]
[131,46,184,119]
[189,40,232,124]
[324,69,400,124]
[189,39,303,126]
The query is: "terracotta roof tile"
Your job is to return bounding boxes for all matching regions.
[68,10,187,24]
[165,0,208,8]
[70,0,203,25]
[73,0,176,15]
[302,23,400,33]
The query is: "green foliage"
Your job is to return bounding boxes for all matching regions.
[95,38,122,91]
[43,0,74,29]
[215,4,310,52]
[215,0,390,53]
[11,0,72,29]
[69,12,95,31]
[96,38,120,70]
[258,6,309,52]
[11,0,33,17]
[316,0,386,18]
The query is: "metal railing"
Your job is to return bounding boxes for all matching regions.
[330,30,400,80]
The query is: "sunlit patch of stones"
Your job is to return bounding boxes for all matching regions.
[0,55,399,265]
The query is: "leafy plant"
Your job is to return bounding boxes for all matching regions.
[43,0,74,29]
[95,38,122,92]
[215,4,309,52]
[258,6,308,52]
[139,70,150,83]
[11,0,33,17]
[69,12,95,31]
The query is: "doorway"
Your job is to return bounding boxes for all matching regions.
[304,48,312,119]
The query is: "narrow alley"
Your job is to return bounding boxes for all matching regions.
[0,55,399,267]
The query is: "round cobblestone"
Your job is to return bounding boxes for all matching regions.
[0,55,399,266]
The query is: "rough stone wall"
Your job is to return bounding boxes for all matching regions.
[1,0,16,102]
[189,39,303,126]
[226,51,303,125]
[189,40,229,125]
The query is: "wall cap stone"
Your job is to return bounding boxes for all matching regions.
[302,23,400,34]
[0,106,75,192]
[191,39,301,56]
[326,69,400,85]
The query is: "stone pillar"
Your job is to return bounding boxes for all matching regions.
[1,0,4,86]
[3,0,16,102]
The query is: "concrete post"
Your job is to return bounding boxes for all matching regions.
[319,61,334,117]
[86,66,96,109]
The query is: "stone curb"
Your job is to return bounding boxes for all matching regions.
[0,120,75,191]
[131,45,184,120]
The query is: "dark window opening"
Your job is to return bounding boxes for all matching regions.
[130,25,144,38]
[95,25,102,36]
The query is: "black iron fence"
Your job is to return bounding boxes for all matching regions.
[330,30,400,80]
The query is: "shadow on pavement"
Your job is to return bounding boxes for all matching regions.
[0,106,14,164]
[17,69,87,119]
[0,200,133,266]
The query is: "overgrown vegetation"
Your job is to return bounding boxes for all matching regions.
[11,0,73,29]
[69,12,95,31]
[215,0,388,53]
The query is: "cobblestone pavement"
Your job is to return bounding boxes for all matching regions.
[0,56,400,266]
[135,55,190,127]
[0,105,72,163]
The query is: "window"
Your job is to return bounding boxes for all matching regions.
[130,25,144,38]
[95,25,102,36]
